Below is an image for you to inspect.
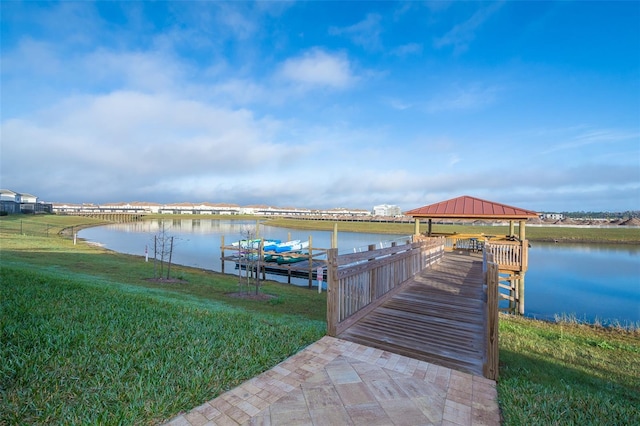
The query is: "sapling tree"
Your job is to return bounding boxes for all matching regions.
[152,222,176,280]
[237,227,262,295]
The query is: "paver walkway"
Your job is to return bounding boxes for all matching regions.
[164,336,500,426]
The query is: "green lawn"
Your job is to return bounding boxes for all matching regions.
[498,315,639,425]
[1,214,638,425]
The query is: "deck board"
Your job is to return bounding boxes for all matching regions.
[338,252,486,376]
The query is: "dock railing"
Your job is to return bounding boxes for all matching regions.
[483,251,500,380]
[484,240,528,272]
[327,237,445,336]
[484,239,529,315]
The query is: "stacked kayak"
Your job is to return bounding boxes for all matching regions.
[264,240,310,263]
[232,238,311,263]
[232,238,280,250]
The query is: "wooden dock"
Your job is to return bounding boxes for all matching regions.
[337,252,486,376]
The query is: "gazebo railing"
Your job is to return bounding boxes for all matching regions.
[484,240,528,272]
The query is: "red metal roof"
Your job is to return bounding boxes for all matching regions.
[404,195,538,220]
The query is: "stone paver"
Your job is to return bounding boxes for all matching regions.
[163,336,500,426]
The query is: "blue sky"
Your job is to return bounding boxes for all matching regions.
[1,1,638,212]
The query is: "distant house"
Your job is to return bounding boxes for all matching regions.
[0,189,20,213]
[160,202,241,215]
[0,189,53,214]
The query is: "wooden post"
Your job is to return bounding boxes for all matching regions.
[484,262,499,380]
[509,220,515,237]
[518,273,526,315]
[326,248,339,336]
[221,235,225,274]
[428,218,432,236]
[332,223,338,249]
[518,233,527,315]
[414,218,420,236]
[308,235,313,288]
[260,240,266,281]
[368,244,376,300]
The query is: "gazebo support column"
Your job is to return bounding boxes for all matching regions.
[518,220,527,314]
[428,218,433,236]
[518,274,526,315]
[509,220,515,237]
[414,218,420,236]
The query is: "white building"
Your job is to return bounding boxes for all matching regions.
[539,213,564,220]
[373,204,402,217]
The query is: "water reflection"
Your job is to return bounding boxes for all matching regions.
[526,242,639,325]
[78,221,640,325]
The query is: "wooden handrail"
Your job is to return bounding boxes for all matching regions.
[326,237,445,336]
[484,240,528,272]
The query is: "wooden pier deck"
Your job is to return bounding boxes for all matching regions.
[337,252,486,376]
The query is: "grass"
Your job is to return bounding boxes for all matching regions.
[0,214,108,236]
[2,213,639,243]
[263,217,640,244]
[0,219,327,322]
[1,214,639,424]
[1,215,327,424]
[498,314,639,425]
[1,267,325,424]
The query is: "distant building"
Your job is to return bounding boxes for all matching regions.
[324,207,371,217]
[49,199,375,218]
[373,204,402,217]
[539,213,564,220]
[0,189,53,214]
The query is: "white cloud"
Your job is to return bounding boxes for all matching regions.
[388,98,413,110]
[541,129,640,155]
[427,83,500,112]
[0,91,302,198]
[434,2,503,54]
[329,13,383,51]
[390,43,423,57]
[84,49,186,93]
[277,48,356,90]
[214,3,258,40]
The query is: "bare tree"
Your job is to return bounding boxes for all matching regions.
[237,227,262,295]
[153,222,176,280]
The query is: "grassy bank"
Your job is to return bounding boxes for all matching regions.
[2,213,639,243]
[1,214,639,424]
[263,217,640,244]
[1,216,326,424]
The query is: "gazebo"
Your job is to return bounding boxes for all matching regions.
[404,195,539,240]
[405,195,539,315]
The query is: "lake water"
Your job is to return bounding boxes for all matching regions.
[79,219,640,326]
